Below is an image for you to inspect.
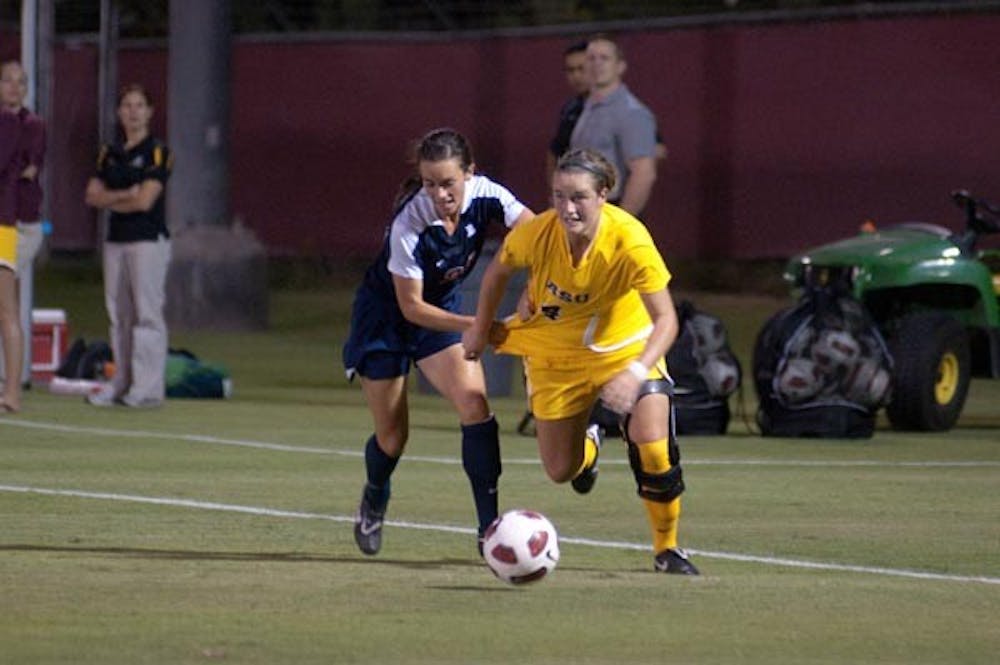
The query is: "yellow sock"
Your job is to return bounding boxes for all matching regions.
[573,430,598,478]
[637,439,681,553]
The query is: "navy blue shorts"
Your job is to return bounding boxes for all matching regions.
[342,284,461,381]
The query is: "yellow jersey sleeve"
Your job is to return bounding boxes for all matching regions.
[614,217,670,295]
[497,212,547,270]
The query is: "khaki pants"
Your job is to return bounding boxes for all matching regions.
[103,237,172,405]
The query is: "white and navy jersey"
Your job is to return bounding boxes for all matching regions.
[362,174,526,306]
[342,174,526,378]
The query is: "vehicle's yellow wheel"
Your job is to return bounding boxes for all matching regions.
[886,312,970,431]
[935,351,959,405]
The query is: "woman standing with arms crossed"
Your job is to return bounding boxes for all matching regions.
[343,128,533,556]
[84,84,172,408]
[463,148,699,574]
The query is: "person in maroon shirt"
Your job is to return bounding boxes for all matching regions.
[0,60,45,391]
[0,63,24,412]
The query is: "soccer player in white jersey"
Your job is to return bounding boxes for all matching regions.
[343,128,534,556]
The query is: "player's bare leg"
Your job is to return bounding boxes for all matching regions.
[0,267,23,412]
[534,413,590,484]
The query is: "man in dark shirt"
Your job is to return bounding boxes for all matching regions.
[545,40,590,177]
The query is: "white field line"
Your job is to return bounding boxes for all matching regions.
[2,482,999,586]
[2,418,999,469]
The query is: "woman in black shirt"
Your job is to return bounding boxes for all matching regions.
[84,84,173,408]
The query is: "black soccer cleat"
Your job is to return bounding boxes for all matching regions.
[516,410,536,437]
[353,490,385,556]
[654,548,700,575]
[571,424,602,495]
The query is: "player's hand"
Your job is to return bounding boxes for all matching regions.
[462,325,489,361]
[599,370,642,415]
[488,320,509,347]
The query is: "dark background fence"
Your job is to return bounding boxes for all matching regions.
[3,6,999,261]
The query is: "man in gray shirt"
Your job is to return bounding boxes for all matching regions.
[570,34,658,217]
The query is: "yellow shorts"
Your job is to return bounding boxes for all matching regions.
[524,352,668,421]
[0,225,16,272]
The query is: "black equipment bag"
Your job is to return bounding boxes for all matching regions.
[56,338,113,380]
[590,300,742,436]
[753,284,892,439]
[667,300,741,435]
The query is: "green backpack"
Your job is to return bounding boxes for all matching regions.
[165,349,232,399]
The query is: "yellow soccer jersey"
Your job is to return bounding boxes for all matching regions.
[496,204,670,358]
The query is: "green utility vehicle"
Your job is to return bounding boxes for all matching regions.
[783,191,1000,431]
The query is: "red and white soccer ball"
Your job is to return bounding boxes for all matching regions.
[776,357,823,403]
[482,509,560,585]
[700,352,740,397]
[842,356,892,407]
[811,329,861,370]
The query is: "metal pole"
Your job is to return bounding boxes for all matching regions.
[20,0,52,222]
[19,0,36,110]
[97,0,119,147]
[34,0,52,122]
[167,0,231,228]
[95,0,119,249]
[164,0,267,330]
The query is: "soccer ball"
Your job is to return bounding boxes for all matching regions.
[841,356,892,407]
[699,352,740,397]
[811,329,861,370]
[482,509,559,585]
[776,357,823,403]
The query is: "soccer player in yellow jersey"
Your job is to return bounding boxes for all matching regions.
[463,148,699,574]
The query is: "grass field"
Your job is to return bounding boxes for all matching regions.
[1,259,998,664]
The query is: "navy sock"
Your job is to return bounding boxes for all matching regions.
[363,434,399,512]
[461,416,501,535]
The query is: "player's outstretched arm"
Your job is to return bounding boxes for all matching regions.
[463,254,514,360]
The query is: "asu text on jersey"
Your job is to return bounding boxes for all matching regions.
[496,204,670,360]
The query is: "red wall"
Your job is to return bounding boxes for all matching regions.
[34,13,1000,260]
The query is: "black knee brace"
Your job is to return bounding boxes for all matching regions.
[624,379,685,503]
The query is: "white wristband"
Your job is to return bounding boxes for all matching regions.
[627,360,648,381]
